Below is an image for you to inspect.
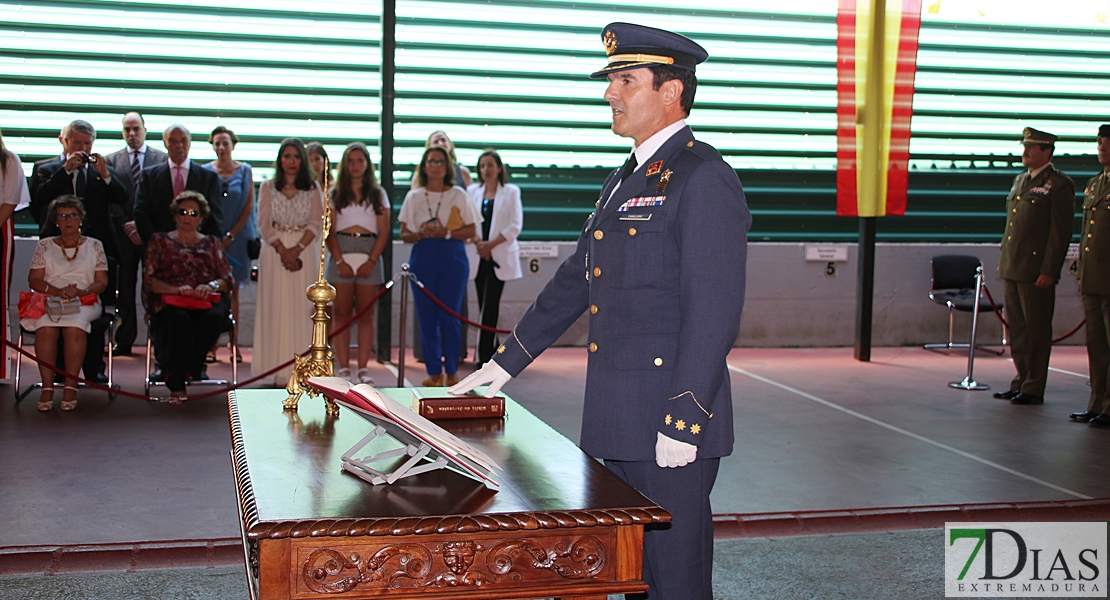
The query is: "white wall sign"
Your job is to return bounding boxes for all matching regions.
[805,245,849,262]
[518,242,560,258]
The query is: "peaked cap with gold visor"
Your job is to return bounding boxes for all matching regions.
[589,22,708,79]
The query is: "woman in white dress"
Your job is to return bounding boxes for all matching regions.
[23,196,108,411]
[253,138,323,385]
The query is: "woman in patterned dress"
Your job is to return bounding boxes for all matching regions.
[142,191,233,403]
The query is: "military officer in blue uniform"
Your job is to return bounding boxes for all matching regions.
[452,22,750,599]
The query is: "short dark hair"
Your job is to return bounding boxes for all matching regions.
[415,147,455,189]
[475,149,507,186]
[208,126,239,146]
[170,190,211,220]
[47,195,86,224]
[273,138,316,191]
[650,65,697,115]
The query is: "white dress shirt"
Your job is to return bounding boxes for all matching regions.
[605,119,687,206]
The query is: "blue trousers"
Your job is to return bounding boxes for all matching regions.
[605,458,720,600]
[409,238,468,376]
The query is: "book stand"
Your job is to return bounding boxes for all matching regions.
[340,421,451,485]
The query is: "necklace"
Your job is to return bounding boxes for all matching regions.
[59,239,79,261]
[424,188,445,222]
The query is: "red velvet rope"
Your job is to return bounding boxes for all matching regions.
[981,285,1084,344]
[4,279,393,402]
[410,276,512,334]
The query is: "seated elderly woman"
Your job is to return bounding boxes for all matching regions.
[142,191,233,403]
[23,195,108,412]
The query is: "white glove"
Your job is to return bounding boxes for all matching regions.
[449,360,512,397]
[656,431,698,468]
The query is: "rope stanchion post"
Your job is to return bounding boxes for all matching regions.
[397,265,412,387]
[949,265,990,391]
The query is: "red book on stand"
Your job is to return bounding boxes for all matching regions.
[412,388,505,420]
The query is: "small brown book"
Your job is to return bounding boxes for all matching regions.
[412,388,505,421]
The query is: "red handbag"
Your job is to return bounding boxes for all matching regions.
[18,291,46,319]
[162,293,221,310]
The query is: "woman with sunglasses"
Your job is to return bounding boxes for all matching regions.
[24,196,108,411]
[253,138,323,386]
[398,146,480,386]
[142,191,233,403]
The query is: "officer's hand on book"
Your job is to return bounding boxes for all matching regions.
[656,432,697,468]
[449,360,511,398]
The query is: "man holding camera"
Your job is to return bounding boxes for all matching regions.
[30,119,126,265]
[29,119,128,384]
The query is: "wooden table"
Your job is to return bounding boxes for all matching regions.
[229,389,670,599]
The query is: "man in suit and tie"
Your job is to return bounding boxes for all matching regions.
[134,124,222,243]
[1071,124,1110,428]
[29,119,129,384]
[992,127,1075,406]
[452,23,749,599]
[104,112,168,356]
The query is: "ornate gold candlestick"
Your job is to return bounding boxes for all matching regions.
[283,181,339,416]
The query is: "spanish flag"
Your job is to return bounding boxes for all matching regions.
[836,0,922,217]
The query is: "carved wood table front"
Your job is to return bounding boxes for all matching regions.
[228,389,671,599]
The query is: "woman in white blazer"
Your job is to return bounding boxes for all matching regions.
[465,149,523,365]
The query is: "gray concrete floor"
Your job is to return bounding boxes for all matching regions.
[1,343,1106,599]
[0,529,944,600]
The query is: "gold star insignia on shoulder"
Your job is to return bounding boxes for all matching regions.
[497,345,506,354]
[690,424,701,435]
[675,419,686,431]
[664,414,672,425]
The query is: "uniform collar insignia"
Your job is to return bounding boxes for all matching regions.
[656,169,673,193]
[646,160,663,176]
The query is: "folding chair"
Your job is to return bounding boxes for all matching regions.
[144,306,237,396]
[923,255,1004,355]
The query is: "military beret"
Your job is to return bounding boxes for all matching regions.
[1099,124,1110,139]
[589,22,708,79]
[1021,127,1058,145]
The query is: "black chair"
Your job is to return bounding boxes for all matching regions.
[143,304,237,397]
[924,255,1004,355]
[14,258,120,400]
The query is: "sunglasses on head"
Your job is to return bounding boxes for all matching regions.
[176,209,200,217]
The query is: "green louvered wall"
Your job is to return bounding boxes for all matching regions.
[1,0,1107,240]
